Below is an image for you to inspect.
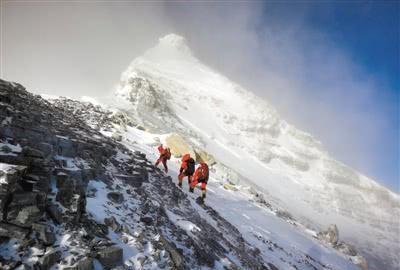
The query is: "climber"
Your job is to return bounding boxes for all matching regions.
[178,153,195,188]
[190,162,209,199]
[155,145,171,173]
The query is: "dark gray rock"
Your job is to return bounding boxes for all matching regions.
[159,235,184,270]
[22,146,44,158]
[0,193,11,221]
[140,216,153,226]
[121,224,130,234]
[0,222,30,239]
[46,202,63,224]
[10,192,38,207]
[76,257,93,270]
[13,205,42,227]
[104,216,121,232]
[56,173,69,189]
[96,246,123,268]
[37,142,53,157]
[32,223,56,246]
[107,192,124,204]
[39,249,62,270]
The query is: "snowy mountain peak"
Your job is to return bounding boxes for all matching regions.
[138,33,194,63]
[158,33,190,51]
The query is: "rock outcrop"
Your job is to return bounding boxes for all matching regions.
[165,133,196,159]
[317,224,339,246]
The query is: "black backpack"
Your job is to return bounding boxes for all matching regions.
[186,158,195,175]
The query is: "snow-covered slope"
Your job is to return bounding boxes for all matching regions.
[111,34,400,270]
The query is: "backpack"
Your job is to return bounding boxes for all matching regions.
[165,149,171,160]
[186,158,195,175]
[181,153,191,162]
[201,163,209,181]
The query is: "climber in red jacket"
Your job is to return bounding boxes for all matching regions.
[178,153,195,188]
[190,162,209,199]
[155,145,171,173]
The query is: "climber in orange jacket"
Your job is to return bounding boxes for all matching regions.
[178,154,195,188]
[155,145,171,173]
[190,162,209,199]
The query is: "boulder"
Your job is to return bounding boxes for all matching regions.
[104,216,121,232]
[165,133,195,158]
[14,205,42,227]
[159,235,184,269]
[46,202,63,224]
[107,192,124,204]
[39,249,62,270]
[0,163,27,186]
[140,216,153,226]
[317,224,339,246]
[121,224,130,234]
[76,257,94,270]
[96,246,123,268]
[32,223,56,246]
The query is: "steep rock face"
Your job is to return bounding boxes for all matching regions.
[0,80,123,269]
[112,34,400,270]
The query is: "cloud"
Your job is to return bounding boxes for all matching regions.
[3,1,398,190]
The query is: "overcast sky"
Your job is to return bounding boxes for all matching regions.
[1,1,399,192]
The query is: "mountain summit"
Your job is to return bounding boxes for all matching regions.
[113,34,400,270]
[139,33,194,64]
[157,34,192,53]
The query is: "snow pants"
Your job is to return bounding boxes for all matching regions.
[190,178,207,198]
